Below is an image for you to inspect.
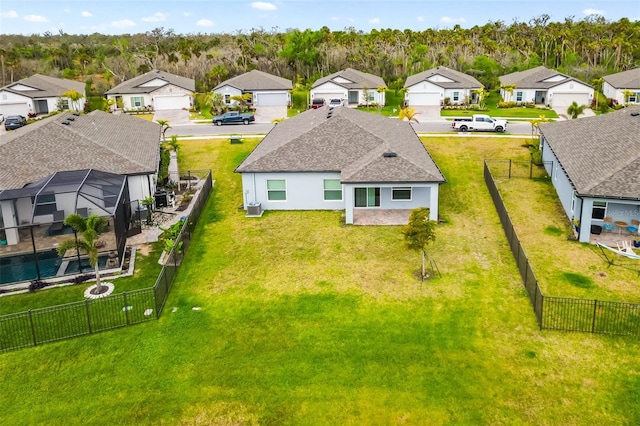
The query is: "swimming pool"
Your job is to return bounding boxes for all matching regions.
[0,249,109,285]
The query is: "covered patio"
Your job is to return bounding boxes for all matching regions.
[352,209,412,225]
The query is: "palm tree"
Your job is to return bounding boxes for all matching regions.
[398,106,420,123]
[57,214,109,294]
[156,119,171,141]
[566,101,586,119]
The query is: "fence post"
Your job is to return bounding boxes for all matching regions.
[85,299,92,334]
[508,159,512,178]
[28,310,37,346]
[592,299,598,333]
[538,292,544,330]
[123,292,129,325]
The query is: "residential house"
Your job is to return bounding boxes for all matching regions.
[0,110,161,247]
[499,66,593,111]
[105,70,195,111]
[538,106,640,243]
[404,66,483,109]
[310,68,386,107]
[213,70,293,123]
[0,74,85,117]
[235,106,445,224]
[603,68,640,105]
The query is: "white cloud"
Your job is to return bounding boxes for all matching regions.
[440,16,466,24]
[196,19,214,27]
[184,12,192,17]
[81,11,92,18]
[417,16,424,22]
[348,17,355,23]
[331,16,340,21]
[369,18,380,24]
[24,15,49,23]
[251,2,277,11]
[0,10,18,18]
[112,19,136,28]
[142,12,168,22]
[583,8,604,15]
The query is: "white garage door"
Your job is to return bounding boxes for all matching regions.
[552,93,590,109]
[0,102,29,117]
[154,95,190,110]
[255,92,287,106]
[408,92,441,106]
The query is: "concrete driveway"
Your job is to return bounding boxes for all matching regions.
[153,109,191,125]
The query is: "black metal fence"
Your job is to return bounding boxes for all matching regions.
[0,170,213,353]
[484,161,640,336]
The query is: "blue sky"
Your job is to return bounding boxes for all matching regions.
[0,0,637,35]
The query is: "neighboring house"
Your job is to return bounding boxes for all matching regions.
[538,106,640,243]
[235,107,445,224]
[310,68,386,107]
[0,74,85,117]
[499,66,593,110]
[0,110,161,246]
[404,66,483,108]
[213,70,293,123]
[105,69,195,111]
[603,68,640,105]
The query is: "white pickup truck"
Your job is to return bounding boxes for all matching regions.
[451,114,507,132]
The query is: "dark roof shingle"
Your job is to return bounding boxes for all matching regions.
[312,68,386,90]
[214,70,292,91]
[404,66,483,89]
[603,68,640,89]
[499,66,591,89]
[1,74,85,98]
[105,70,195,94]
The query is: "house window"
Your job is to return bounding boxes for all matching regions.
[570,193,575,214]
[592,201,606,220]
[131,96,144,108]
[452,91,460,102]
[224,94,231,104]
[323,179,342,201]
[33,193,57,216]
[516,91,524,102]
[629,92,639,103]
[267,179,286,201]
[392,187,412,201]
[354,187,380,207]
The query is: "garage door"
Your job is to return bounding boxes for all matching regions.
[408,92,441,106]
[552,93,590,110]
[255,92,287,106]
[0,102,29,117]
[154,95,190,110]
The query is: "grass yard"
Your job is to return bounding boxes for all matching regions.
[1,136,639,424]
[441,91,559,119]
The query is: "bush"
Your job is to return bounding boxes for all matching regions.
[498,101,517,108]
[71,274,94,284]
[28,280,48,292]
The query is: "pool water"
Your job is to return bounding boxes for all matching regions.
[0,249,109,285]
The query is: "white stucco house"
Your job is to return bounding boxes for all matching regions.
[404,66,483,108]
[235,107,445,224]
[499,66,593,111]
[0,74,85,117]
[105,70,195,111]
[538,106,640,243]
[310,68,387,107]
[0,111,161,247]
[213,70,293,123]
[603,68,640,105]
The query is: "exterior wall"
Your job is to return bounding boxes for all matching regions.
[541,136,576,220]
[106,94,153,110]
[548,80,593,105]
[443,88,475,104]
[406,81,444,106]
[0,90,32,116]
[311,82,348,103]
[152,84,192,97]
[602,82,621,103]
[214,85,243,105]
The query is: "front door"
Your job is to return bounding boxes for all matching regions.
[36,99,48,114]
[535,91,546,104]
[354,187,380,207]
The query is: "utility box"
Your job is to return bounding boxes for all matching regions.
[154,190,168,208]
[246,202,263,217]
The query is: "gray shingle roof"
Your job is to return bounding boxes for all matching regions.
[214,70,292,91]
[311,68,386,90]
[603,68,640,89]
[499,66,591,89]
[0,111,161,190]
[404,66,483,89]
[105,70,195,94]
[0,74,85,98]
[538,106,640,199]
[235,107,445,184]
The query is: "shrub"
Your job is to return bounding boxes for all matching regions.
[71,274,94,284]
[498,101,517,108]
[28,280,48,292]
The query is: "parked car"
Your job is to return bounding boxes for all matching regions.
[310,98,325,109]
[329,98,343,107]
[212,111,255,126]
[4,115,27,131]
[451,114,507,132]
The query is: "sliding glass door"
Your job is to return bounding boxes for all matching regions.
[354,187,380,207]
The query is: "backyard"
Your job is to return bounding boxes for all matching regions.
[0,136,639,424]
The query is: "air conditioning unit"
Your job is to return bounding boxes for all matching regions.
[246,202,263,217]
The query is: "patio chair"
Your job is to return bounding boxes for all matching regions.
[48,210,65,235]
[628,219,640,234]
[603,217,615,232]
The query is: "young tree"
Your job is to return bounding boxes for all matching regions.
[62,88,84,112]
[472,87,490,109]
[156,119,171,140]
[398,106,420,123]
[402,207,437,280]
[57,214,109,294]
[376,85,387,113]
[500,84,516,102]
[566,101,586,119]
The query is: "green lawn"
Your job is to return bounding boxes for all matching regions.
[1,136,639,424]
[441,90,559,119]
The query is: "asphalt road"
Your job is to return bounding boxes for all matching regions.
[166,119,535,138]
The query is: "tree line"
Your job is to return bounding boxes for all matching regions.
[0,15,638,93]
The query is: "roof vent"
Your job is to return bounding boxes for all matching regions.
[67,117,75,121]
[631,112,639,117]
[383,152,397,158]
[326,111,333,119]
[61,121,71,125]
[73,112,80,116]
